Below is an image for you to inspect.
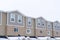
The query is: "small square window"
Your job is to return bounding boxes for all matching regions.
[38,23,40,25]
[42,24,44,26]
[40,31,42,33]
[19,20,21,22]
[11,18,14,21]
[14,28,18,32]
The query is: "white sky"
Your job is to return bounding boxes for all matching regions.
[0,0,60,22]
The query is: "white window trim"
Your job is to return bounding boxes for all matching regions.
[10,13,15,22]
[47,31,50,36]
[7,13,24,27]
[27,17,32,26]
[26,29,31,34]
[17,15,23,24]
[26,17,32,28]
[36,19,41,27]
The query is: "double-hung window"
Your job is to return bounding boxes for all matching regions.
[37,19,40,27]
[10,13,15,22]
[17,15,23,24]
[27,17,32,27]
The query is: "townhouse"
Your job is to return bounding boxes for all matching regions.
[0,11,35,37]
[25,17,35,37]
[53,21,60,37]
[0,10,60,37]
[46,21,53,37]
[6,11,26,36]
[35,17,47,37]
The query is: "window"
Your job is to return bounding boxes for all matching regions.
[48,25,51,28]
[17,15,23,24]
[41,21,44,26]
[37,19,40,26]
[48,25,50,27]
[42,24,44,26]
[26,29,31,34]
[38,23,40,25]
[10,13,15,22]
[47,31,50,35]
[27,17,32,26]
[14,28,18,32]
[40,30,42,33]
[55,26,56,27]
[56,32,58,34]
[28,22,31,24]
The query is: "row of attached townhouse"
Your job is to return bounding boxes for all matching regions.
[0,10,60,37]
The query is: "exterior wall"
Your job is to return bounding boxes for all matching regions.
[7,11,24,26]
[25,17,35,36]
[1,10,60,37]
[36,28,47,37]
[6,26,25,36]
[0,12,7,36]
[53,21,60,37]
[46,21,53,37]
[35,17,47,37]
[6,11,26,36]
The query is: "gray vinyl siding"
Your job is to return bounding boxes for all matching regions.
[26,17,32,28]
[7,11,24,26]
[36,17,46,28]
[53,22,60,30]
[47,22,52,29]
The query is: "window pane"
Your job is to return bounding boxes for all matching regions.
[10,13,15,22]
[27,30,30,33]
[14,28,18,32]
[47,31,50,35]
[27,17,32,27]
[40,30,42,33]
[26,29,31,34]
[11,18,14,21]
[17,15,23,24]
[41,21,44,26]
[37,19,40,26]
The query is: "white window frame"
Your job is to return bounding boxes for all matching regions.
[26,29,31,34]
[47,22,52,29]
[27,17,32,26]
[10,13,15,22]
[47,31,50,36]
[41,21,45,26]
[37,19,41,26]
[17,15,23,24]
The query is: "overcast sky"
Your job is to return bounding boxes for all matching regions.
[0,0,60,22]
